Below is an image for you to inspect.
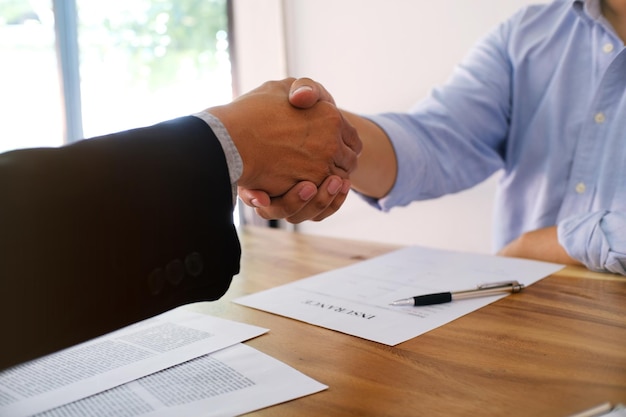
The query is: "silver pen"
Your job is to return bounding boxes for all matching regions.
[390,280,525,306]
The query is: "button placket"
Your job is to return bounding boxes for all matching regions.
[563,48,625,215]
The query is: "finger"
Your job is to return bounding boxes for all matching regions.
[309,185,350,222]
[289,77,336,108]
[340,114,363,156]
[289,78,362,174]
[313,178,350,220]
[238,187,272,208]
[253,181,319,220]
[285,176,349,224]
[329,117,361,176]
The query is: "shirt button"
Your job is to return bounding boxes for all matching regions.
[575,182,586,194]
[594,112,606,123]
[602,43,614,53]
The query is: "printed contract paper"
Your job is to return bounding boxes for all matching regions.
[234,246,564,345]
[31,343,327,417]
[0,308,267,417]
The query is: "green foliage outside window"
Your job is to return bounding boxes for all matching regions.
[97,0,228,88]
[0,0,229,90]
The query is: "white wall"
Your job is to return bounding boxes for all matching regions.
[231,0,287,95]
[233,0,539,254]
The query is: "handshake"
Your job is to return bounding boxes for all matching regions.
[207,78,362,223]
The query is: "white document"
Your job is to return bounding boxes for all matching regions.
[33,343,327,417]
[601,406,626,417]
[568,404,626,417]
[234,246,564,345]
[0,308,267,417]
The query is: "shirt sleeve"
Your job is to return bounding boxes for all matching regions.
[193,111,243,205]
[558,210,626,275]
[362,15,515,212]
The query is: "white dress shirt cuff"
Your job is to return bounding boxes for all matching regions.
[193,111,243,205]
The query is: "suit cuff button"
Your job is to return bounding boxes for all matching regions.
[148,268,165,295]
[185,252,204,277]
[166,259,185,286]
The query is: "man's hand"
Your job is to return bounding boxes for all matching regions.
[239,175,352,223]
[237,78,354,222]
[208,78,361,198]
[497,226,582,265]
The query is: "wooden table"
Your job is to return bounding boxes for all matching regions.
[190,226,626,417]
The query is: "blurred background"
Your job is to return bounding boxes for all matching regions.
[233,0,540,254]
[0,0,231,152]
[1,0,542,253]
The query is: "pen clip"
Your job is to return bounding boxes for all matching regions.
[477,280,524,293]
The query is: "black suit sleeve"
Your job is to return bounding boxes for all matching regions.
[0,116,241,370]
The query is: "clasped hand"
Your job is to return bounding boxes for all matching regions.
[211,78,359,222]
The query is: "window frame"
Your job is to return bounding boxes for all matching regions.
[52,0,83,142]
[50,0,234,144]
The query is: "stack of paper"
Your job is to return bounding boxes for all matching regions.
[0,309,326,417]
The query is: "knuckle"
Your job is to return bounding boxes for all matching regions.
[286,215,305,224]
[311,198,332,212]
[328,109,344,128]
[255,208,277,220]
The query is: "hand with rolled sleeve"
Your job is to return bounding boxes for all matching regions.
[238,1,626,275]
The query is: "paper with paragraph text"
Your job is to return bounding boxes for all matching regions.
[31,343,327,417]
[0,308,267,417]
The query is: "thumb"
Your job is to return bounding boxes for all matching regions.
[289,77,336,108]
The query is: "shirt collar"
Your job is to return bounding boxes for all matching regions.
[573,0,623,41]
[572,0,602,22]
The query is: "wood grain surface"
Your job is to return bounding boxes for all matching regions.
[189,226,626,417]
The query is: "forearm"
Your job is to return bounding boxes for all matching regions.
[498,226,583,266]
[342,111,397,199]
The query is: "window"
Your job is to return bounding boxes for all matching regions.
[0,1,63,151]
[0,0,233,152]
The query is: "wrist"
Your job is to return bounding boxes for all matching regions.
[193,110,243,204]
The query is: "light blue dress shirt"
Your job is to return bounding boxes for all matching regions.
[365,0,626,274]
